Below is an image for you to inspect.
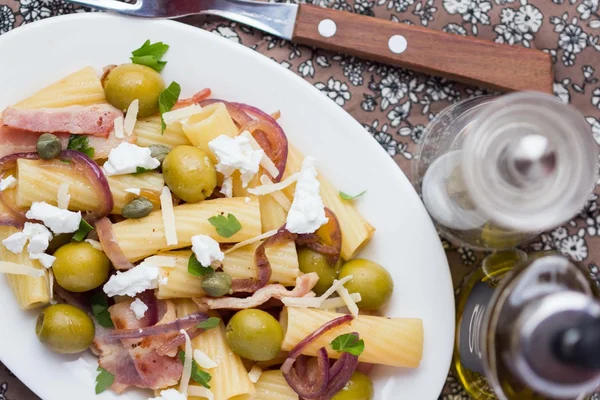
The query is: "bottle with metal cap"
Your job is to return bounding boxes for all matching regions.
[412,91,598,250]
[455,252,600,399]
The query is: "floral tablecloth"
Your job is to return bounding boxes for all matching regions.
[1,0,600,398]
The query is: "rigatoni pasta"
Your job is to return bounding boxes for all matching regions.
[134,117,192,148]
[236,370,298,400]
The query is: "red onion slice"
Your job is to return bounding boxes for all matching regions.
[156,325,207,356]
[283,347,330,399]
[232,227,297,293]
[318,350,360,400]
[107,312,209,339]
[297,208,343,266]
[137,290,159,327]
[96,217,135,270]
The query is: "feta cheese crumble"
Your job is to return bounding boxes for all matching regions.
[104,257,166,297]
[285,157,328,234]
[148,388,187,400]
[2,222,56,268]
[130,298,148,320]
[208,135,264,195]
[220,177,233,198]
[25,202,81,234]
[191,235,224,266]
[0,175,17,191]
[2,232,27,254]
[103,143,160,176]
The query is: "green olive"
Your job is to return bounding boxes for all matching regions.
[202,272,232,297]
[36,133,62,160]
[52,242,110,292]
[338,259,393,311]
[103,64,165,117]
[297,248,341,296]
[149,144,171,166]
[162,146,217,203]
[331,372,374,400]
[36,304,95,354]
[225,309,283,361]
[122,197,154,219]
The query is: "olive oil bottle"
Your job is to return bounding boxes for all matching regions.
[454,253,600,399]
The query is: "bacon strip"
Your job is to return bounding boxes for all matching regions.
[198,272,319,310]
[2,104,122,136]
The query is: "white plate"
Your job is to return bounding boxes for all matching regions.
[0,13,454,400]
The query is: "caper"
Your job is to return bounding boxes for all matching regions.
[122,197,154,219]
[149,144,171,166]
[36,133,62,160]
[202,272,233,297]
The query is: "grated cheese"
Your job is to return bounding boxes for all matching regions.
[57,183,70,210]
[282,275,354,308]
[84,239,103,251]
[48,269,57,305]
[179,329,193,396]
[188,386,214,400]
[193,349,218,369]
[248,173,299,196]
[162,104,203,126]
[160,186,178,246]
[223,229,278,254]
[0,261,44,277]
[248,365,262,383]
[141,255,178,268]
[335,280,359,316]
[124,99,139,136]
[125,188,141,196]
[319,293,362,310]
[113,116,125,139]
[240,131,279,178]
[258,175,292,210]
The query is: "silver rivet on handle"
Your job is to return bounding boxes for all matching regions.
[318,19,337,38]
[388,34,408,54]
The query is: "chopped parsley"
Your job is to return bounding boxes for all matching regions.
[72,219,93,242]
[197,317,221,330]
[130,40,169,72]
[158,81,181,132]
[135,166,154,174]
[188,254,213,277]
[67,135,94,158]
[95,367,115,394]
[208,213,242,238]
[178,351,212,389]
[330,333,365,356]
[90,292,114,328]
[339,190,366,201]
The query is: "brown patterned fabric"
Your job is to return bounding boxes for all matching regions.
[1,0,600,398]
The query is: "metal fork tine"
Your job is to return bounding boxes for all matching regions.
[65,0,140,14]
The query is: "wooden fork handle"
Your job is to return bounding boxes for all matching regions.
[292,5,554,93]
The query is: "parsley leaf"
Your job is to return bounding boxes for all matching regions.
[188,254,213,277]
[197,317,220,330]
[339,190,366,201]
[159,81,181,132]
[178,351,212,389]
[130,40,169,72]
[330,333,365,356]
[95,367,115,394]
[208,213,242,238]
[90,292,114,328]
[72,219,93,242]
[67,135,94,158]
[135,166,154,174]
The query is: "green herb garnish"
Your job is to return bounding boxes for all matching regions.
[158,81,181,132]
[188,254,213,277]
[130,40,169,72]
[95,367,115,394]
[330,333,365,356]
[208,213,242,238]
[135,166,154,174]
[90,292,114,328]
[197,317,221,330]
[178,351,212,389]
[67,135,94,158]
[72,219,93,242]
[339,190,366,201]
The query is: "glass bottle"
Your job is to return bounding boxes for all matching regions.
[455,252,600,399]
[412,92,598,250]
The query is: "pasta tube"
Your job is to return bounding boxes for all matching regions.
[281,307,423,368]
[15,159,164,214]
[282,146,375,260]
[12,66,106,109]
[181,102,239,164]
[236,370,298,400]
[157,242,299,299]
[112,197,262,262]
[259,195,287,232]
[0,227,50,310]
[134,117,192,148]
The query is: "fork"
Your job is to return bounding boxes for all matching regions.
[65,0,554,93]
